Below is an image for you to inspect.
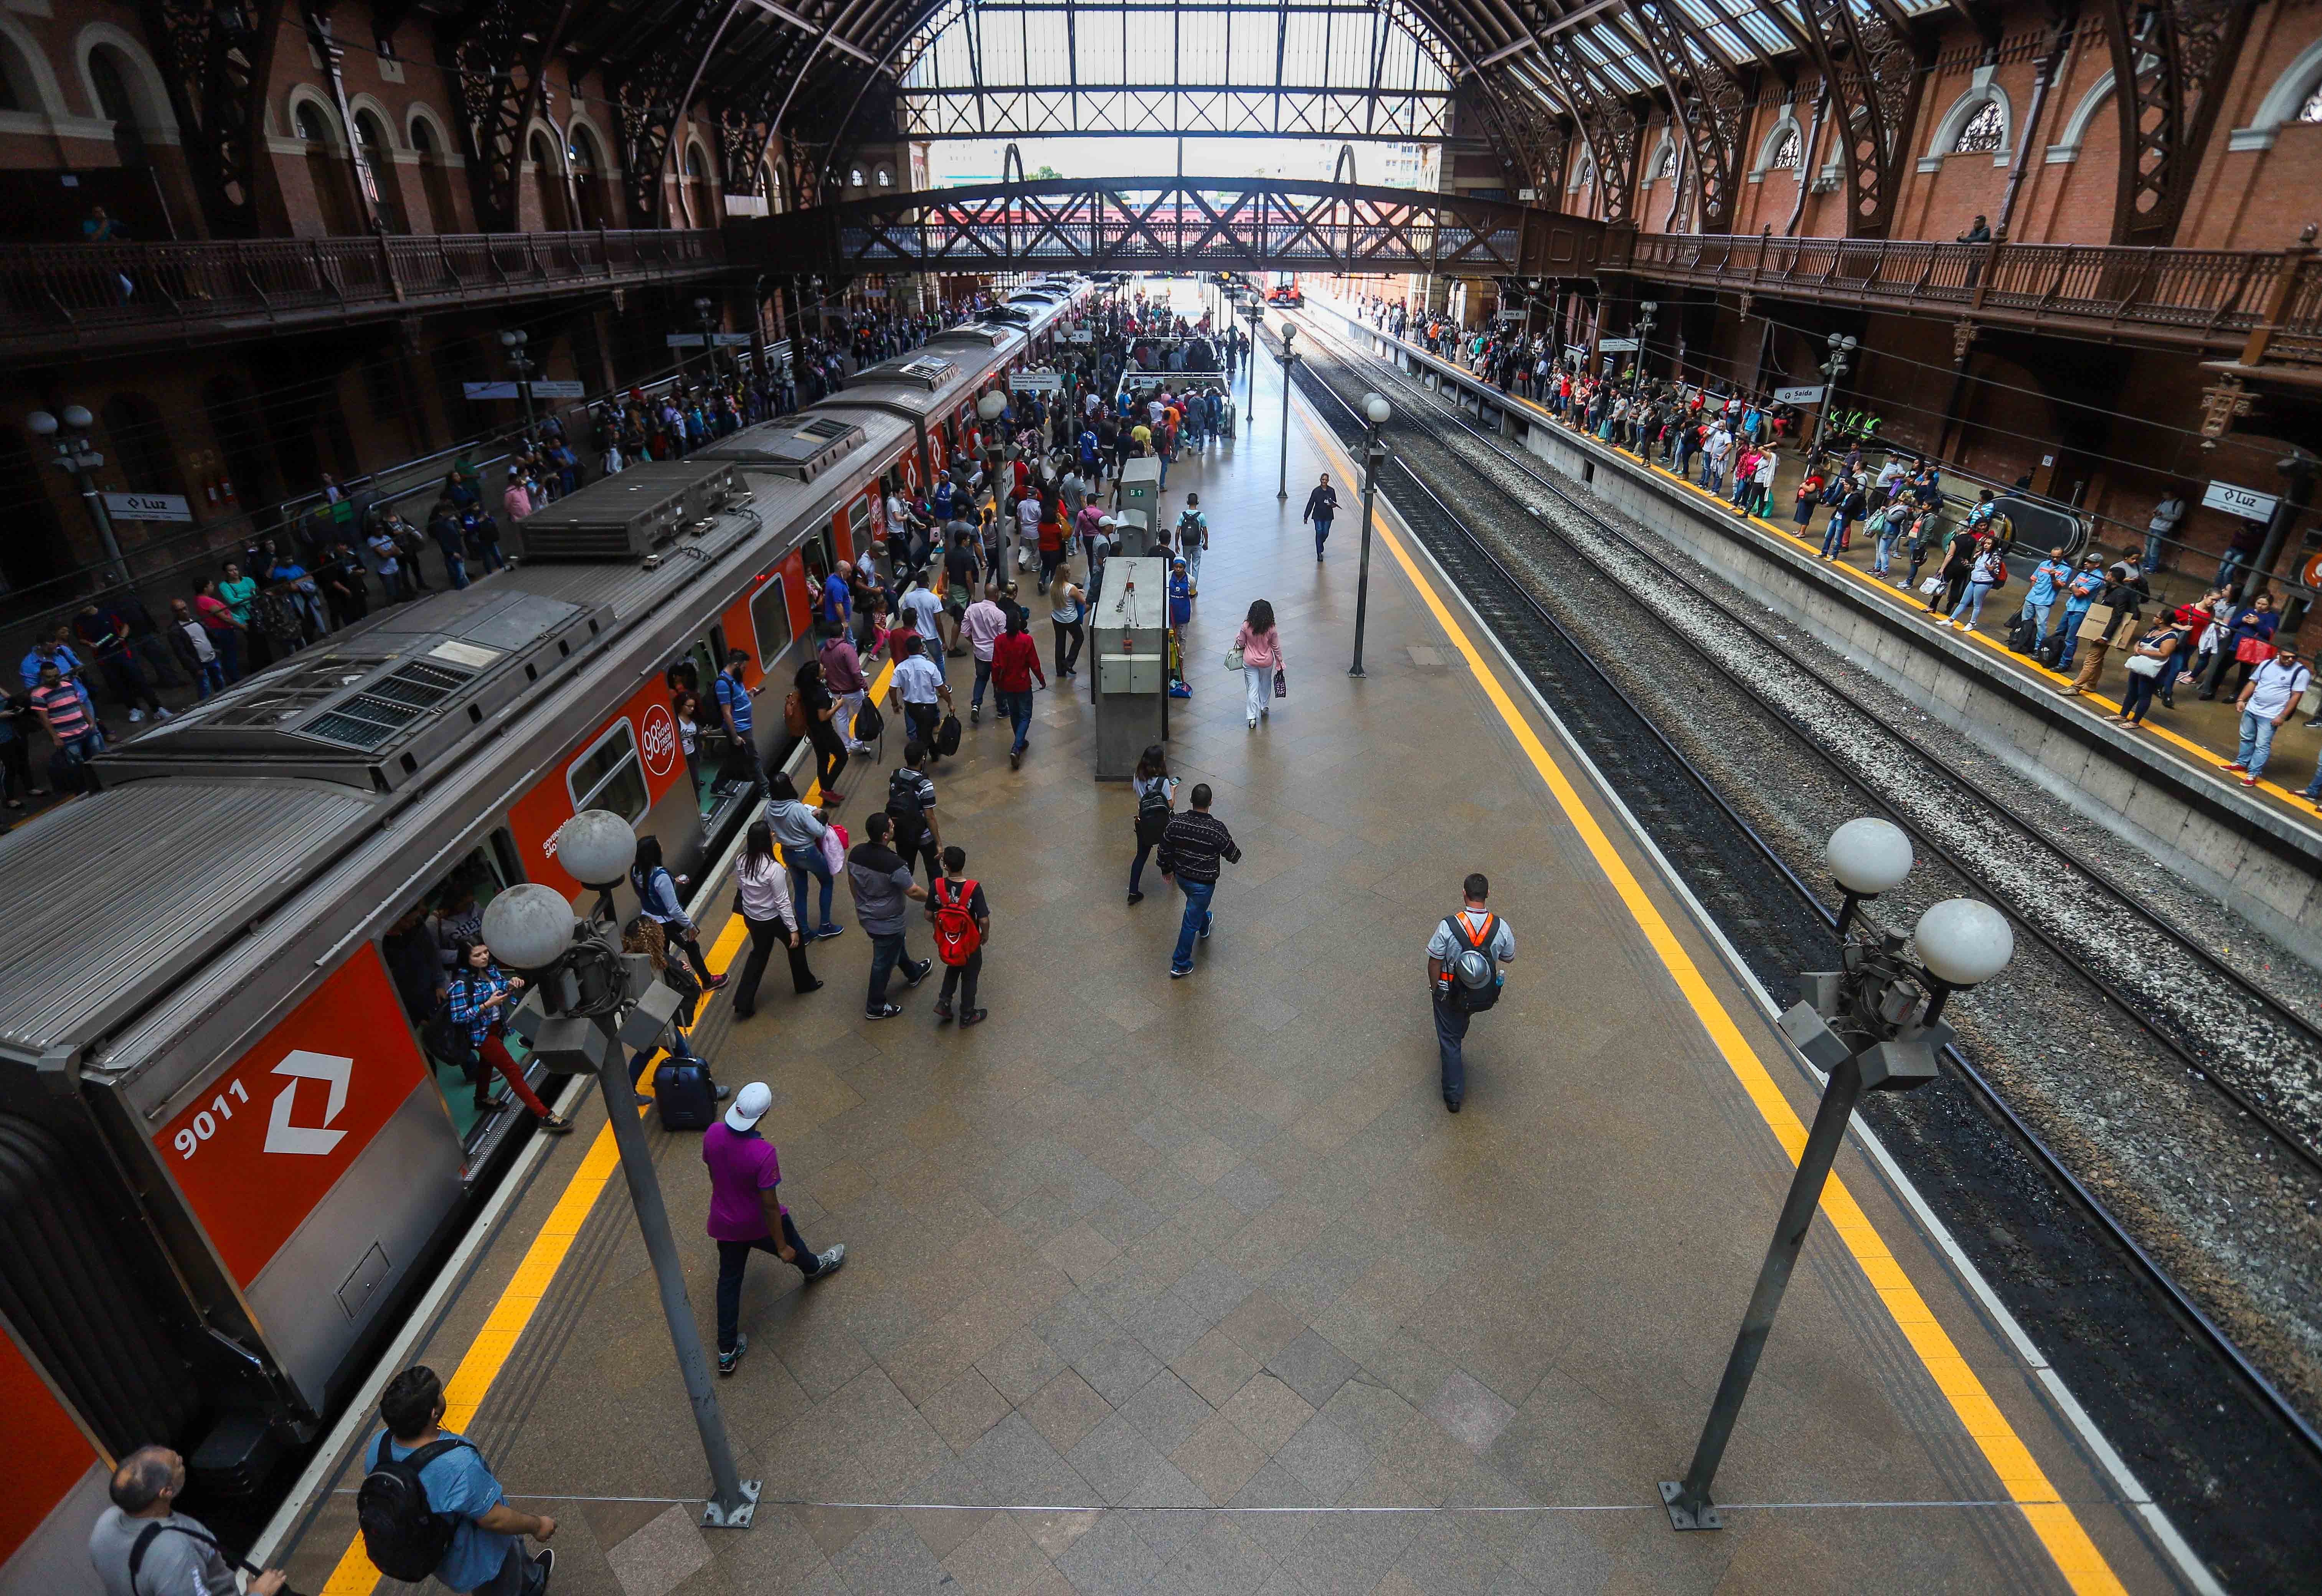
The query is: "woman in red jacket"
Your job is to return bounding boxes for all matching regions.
[989,605,1047,770]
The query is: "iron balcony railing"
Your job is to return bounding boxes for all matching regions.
[0,229,732,358]
[1624,231,2322,367]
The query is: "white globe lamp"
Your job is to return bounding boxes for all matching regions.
[1913,898,2014,989]
[481,884,579,974]
[1364,393,1390,426]
[976,391,1007,422]
[556,809,637,889]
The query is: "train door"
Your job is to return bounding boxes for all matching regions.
[378,832,536,1151]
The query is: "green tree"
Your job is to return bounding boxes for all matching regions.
[1033,164,1063,180]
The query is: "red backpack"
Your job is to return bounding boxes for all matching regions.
[931,877,982,966]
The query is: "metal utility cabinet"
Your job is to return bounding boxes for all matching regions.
[1116,455,1161,525]
[1092,555,1168,779]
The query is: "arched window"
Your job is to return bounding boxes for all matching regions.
[1771,126,1801,171]
[410,115,436,154]
[2302,82,2322,124]
[88,47,145,167]
[530,129,568,228]
[568,125,606,229]
[0,35,28,113]
[294,99,358,233]
[850,167,865,186]
[355,110,390,160]
[352,108,394,228]
[1953,99,2005,154]
[876,166,892,187]
[1654,145,1674,181]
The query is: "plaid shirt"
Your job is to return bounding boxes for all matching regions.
[447,967,513,1049]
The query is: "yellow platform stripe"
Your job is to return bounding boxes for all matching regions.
[315,661,891,1594]
[1336,312,2315,817]
[1296,401,2126,1594]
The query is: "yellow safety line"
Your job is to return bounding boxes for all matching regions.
[1294,401,2127,1594]
[317,661,891,1594]
[1332,310,2318,817]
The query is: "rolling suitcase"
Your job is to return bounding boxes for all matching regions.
[655,1059,717,1131]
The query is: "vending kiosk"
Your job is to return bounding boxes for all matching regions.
[1092,556,1168,779]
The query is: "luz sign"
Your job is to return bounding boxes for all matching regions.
[102,491,192,522]
[2204,479,2279,522]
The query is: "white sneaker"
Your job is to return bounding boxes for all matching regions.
[128,709,144,723]
[154,707,173,720]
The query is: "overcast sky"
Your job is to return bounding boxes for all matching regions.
[926,136,1428,186]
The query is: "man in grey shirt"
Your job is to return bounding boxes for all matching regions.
[89,1446,287,1596]
[847,811,930,1019]
[1426,873,1516,1114]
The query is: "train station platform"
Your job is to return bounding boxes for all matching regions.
[262,349,2192,1596]
[1300,297,2322,969]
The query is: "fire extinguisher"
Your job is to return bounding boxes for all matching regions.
[219,475,238,506]
[203,476,221,508]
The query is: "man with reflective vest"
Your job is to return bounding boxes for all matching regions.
[1427,874,1516,1114]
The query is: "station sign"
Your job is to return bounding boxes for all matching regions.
[1774,385,1827,405]
[667,333,755,348]
[463,381,586,401]
[1066,330,1095,343]
[102,491,192,523]
[1598,338,1639,353]
[528,380,586,399]
[2203,479,2279,522]
[1010,373,1063,392]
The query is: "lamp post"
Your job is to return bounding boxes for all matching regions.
[497,329,536,438]
[976,389,1008,541]
[1349,392,1390,678]
[1243,298,1265,412]
[484,811,759,1530]
[1811,331,1859,455]
[694,295,721,384]
[1276,321,1299,503]
[1631,300,1659,405]
[1660,816,2013,1532]
[28,407,127,585]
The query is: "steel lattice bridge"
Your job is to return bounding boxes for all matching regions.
[730,178,1609,280]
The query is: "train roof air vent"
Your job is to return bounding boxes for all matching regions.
[696,417,866,481]
[889,357,957,391]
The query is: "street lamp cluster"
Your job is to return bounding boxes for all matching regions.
[1661,815,2012,1532]
[480,810,760,1529]
[497,328,537,435]
[26,406,128,585]
[1812,331,1860,452]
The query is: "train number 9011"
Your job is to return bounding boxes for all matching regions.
[174,1077,251,1159]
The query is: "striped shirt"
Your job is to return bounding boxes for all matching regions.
[30,682,90,741]
[1156,810,1240,885]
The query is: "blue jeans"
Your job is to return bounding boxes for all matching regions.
[972,656,993,711]
[715,1218,821,1353]
[2020,595,2053,640]
[2299,746,2322,799]
[2236,711,2281,781]
[866,929,921,1008]
[1873,529,1898,574]
[998,688,1033,755]
[789,856,837,932]
[1433,996,1470,1104]
[191,657,226,698]
[2057,604,2091,669]
[1170,879,1215,973]
[1819,516,1849,557]
[441,549,470,590]
[1312,516,1332,558]
[472,1540,548,1596]
[1956,581,1993,628]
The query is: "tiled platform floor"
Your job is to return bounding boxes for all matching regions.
[281,336,2189,1596]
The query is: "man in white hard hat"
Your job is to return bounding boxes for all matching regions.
[1426,873,1515,1115]
[702,1082,845,1375]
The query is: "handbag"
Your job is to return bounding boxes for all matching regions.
[1224,645,1245,673]
[818,823,848,874]
[1918,575,1944,597]
[2236,636,2277,665]
[1273,666,1287,699]
[2124,655,2164,678]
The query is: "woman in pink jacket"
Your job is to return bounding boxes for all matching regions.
[1234,599,1283,730]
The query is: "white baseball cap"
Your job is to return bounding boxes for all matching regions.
[725,1082,773,1132]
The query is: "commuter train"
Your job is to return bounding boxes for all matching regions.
[0,284,1088,1593]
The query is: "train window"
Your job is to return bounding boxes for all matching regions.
[751,575,792,669]
[381,834,528,1144]
[568,719,649,823]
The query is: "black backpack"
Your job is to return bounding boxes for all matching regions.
[357,1433,473,1582]
[421,984,476,1071]
[129,1522,284,1596]
[1441,914,1505,1014]
[852,696,885,746]
[1135,784,1172,846]
[887,767,928,852]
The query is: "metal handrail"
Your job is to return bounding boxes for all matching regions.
[1626,232,2317,361]
[0,229,730,350]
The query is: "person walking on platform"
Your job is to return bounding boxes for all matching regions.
[1233,599,1284,730]
[764,772,844,940]
[89,1446,289,1596]
[1159,782,1240,979]
[367,1366,557,1594]
[927,845,992,1026]
[630,835,727,991]
[992,604,1047,770]
[887,633,954,762]
[849,811,931,1019]
[1429,874,1515,1114]
[1303,473,1339,562]
[1128,743,1176,905]
[705,1083,845,1376]
[886,741,943,888]
[732,821,822,1017]
[962,583,1007,724]
[449,942,574,1134]
[2225,642,2310,789]
[1050,573,1087,679]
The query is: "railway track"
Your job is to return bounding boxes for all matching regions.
[1280,308,2322,1591]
